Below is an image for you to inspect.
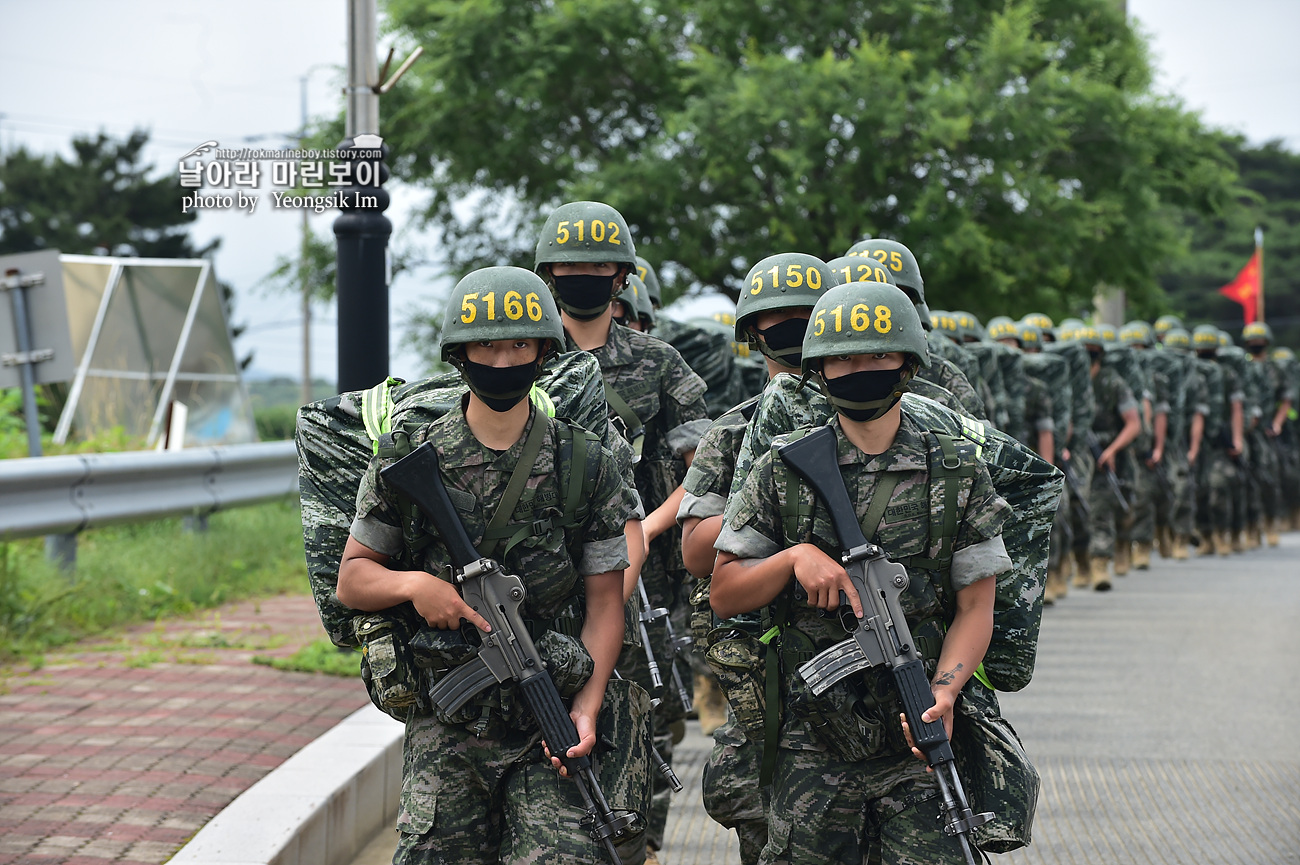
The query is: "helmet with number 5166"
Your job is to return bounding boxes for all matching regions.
[439,267,565,363]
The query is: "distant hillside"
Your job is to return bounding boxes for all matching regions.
[246,377,337,410]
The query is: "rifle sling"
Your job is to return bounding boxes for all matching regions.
[481,411,549,562]
[604,384,645,460]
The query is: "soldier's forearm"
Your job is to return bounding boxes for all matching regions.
[622,520,646,602]
[644,485,687,542]
[711,548,801,618]
[932,578,995,703]
[577,571,627,717]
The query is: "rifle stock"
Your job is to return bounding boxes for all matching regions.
[380,442,638,864]
[777,425,992,864]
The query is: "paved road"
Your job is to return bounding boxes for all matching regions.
[661,533,1300,864]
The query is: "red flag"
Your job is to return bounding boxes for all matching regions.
[1218,250,1261,325]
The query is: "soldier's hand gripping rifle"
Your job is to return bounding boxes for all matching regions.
[777,426,993,865]
[381,442,638,865]
[635,578,694,713]
[1059,454,1091,520]
[1085,430,1130,513]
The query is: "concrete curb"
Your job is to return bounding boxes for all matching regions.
[169,704,403,865]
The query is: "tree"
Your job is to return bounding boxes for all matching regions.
[1155,136,1299,347]
[0,130,209,258]
[380,0,1239,321]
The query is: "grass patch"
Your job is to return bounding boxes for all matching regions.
[0,500,307,662]
[253,638,361,677]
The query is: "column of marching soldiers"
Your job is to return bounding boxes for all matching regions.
[304,203,1299,865]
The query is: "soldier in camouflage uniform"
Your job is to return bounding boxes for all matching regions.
[1118,321,1164,570]
[1271,346,1300,529]
[1192,326,1243,556]
[711,281,1019,865]
[678,252,834,865]
[337,267,647,865]
[1150,328,1207,559]
[637,255,750,418]
[1078,325,1141,590]
[536,202,713,859]
[1214,330,1254,551]
[1049,319,1098,583]
[1243,323,1292,546]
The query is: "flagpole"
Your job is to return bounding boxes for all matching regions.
[1255,226,1265,323]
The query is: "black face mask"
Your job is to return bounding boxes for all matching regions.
[553,274,616,320]
[460,359,540,412]
[755,318,808,368]
[822,366,911,422]
[1086,348,1104,364]
[1248,343,1267,357]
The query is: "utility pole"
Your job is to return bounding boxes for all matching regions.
[1094,0,1129,329]
[333,0,391,394]
[299,74,314,408]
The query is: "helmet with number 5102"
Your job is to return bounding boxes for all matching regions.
[535,201,638,270]
[439,267,565,364]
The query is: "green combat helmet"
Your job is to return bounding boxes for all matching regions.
[1242,322,1273,345]
[1016,321,1045,351]
[1076,323,1105,350]
[802,281,930,420]
[635,255,663,308]
[612,275,648,329]
[1022,312,1054,331]
[1056,317,1086,343]
[1120,320,1154,348]
[1271,346,1295,363]
[534,201,637,319]
[1153,314,1183,341]
[1097,322,1118,346]
[803,281,930,371]
[931,309,961,342]
[634,276,656,329]
[440,267,565,362]
[1217,329,1233,347]
[950,310,986,343]
[987,315,1019,342]
[1192,324,1221,353]
[735,252,833,368]
[1163,327,1191,350]
[844,238,931,330]
[439,267,565,409]
[825,255,896,287]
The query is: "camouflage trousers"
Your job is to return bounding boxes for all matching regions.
[1280,429,1300,513]
[1246,429,1282,523]
[1119,457,1157,546]
[1066,446,1095,560]
[1155,449,1195,539]
[393,678,652,865]
[1048,484,1071,573]
[760,744,972,865]
[1088,452,1132,560]
[1195,448,1237,535]
[702,713,768,865]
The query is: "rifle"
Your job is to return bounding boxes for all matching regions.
[777,426,993,865]
[1059,455,1091,520]
[635,578,694,713]
[1085,431,1130,513]
[381,442,639,864]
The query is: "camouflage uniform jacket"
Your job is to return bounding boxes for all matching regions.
[1090,366,1137,447]
[1022,352,1072,458]
[678,395,759,523]
[922,342,988,421]
[351,403,638,728]
[1022,373,1055,451]
[716,413,1013,749]
[1176,358,1210,449]
[1195,358,1229,444]
[569,321,711,514]
[651,316,746,418]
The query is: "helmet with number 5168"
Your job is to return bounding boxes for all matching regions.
[801,281,930,374]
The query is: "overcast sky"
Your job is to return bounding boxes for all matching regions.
[1,0,1296,382]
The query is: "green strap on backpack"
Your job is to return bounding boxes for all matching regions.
[603,384,645,461]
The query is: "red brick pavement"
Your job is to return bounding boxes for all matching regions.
[0,594,369,865]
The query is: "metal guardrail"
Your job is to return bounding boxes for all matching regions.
[0,441,298,540]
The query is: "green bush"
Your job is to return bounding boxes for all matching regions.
[255,405,299,441]
[0,499,307,661]
[254,638,362,677]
